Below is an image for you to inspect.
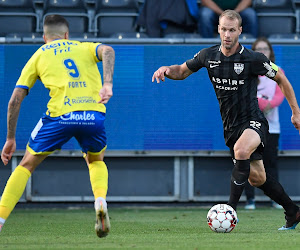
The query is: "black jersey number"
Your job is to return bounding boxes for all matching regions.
[250,121,261,130]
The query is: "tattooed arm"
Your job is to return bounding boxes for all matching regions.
[1,88,27,165]
[97,44,115,104]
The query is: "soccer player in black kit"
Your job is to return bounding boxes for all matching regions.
[152,10,300,230]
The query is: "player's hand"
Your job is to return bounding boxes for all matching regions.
[99,83,113,104]
[152,66,170,83]
[291,112,300,134]
[1,139,16,165]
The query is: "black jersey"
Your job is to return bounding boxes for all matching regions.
[186,44,278,131]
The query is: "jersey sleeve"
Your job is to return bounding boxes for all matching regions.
[186,49,206,72]
[15,51,39,91]
[252,52,279,79]
[84,42,102,62]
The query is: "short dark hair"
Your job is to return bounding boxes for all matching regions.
[219,10,242,27]
[252,37,275,63]
[44,14,69,30]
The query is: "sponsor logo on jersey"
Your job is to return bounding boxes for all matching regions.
[234,63,244,75]
[209,60,221,68]
[60,111,95,121]
[64,96,97,106]
[64,96,71,106]
[71,96,97,104]
[212,77,244,85]
[216,85,238,90]
[41,41,78,51]
[212,77,244,91]
[208,60,221,64]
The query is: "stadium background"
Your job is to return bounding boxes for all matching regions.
[1,44,300,151]
[0,0,300,204]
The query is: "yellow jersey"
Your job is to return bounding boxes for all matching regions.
[16,39,106,117]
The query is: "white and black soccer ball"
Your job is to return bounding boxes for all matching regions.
[207,204,238,233]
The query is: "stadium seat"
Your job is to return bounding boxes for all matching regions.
[43,0,91,34]
[4,32,44,44]
[162,22,197,37]
[294,0,300,7]
[110,32,149,39]
[253,0,297,37]
[22,32,44,44]
[94,0,139,37]
[0,0,39,37]
[239,33,255,41]
[268,33,300,40]
[4,33,22,43]
[164,33,202,44]
[163,33,201,39]
[69,32,97,42]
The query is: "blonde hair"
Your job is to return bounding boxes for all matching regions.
[219,10,242,27]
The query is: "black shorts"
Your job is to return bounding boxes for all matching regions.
[224,120,269,161]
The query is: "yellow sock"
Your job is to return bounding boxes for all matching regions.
[0,166,31,220]
[88,161,108,199]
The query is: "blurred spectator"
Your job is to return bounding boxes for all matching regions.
[137,0,199,37]
[244,37,285,210]
[198,0,257,38]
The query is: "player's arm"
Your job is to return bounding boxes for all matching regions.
[201,0,223,15]
[97,44,115,104]
[234,0,252,13]
[1,88,27,165]
[274,69,300,132]
[152,62,194,83]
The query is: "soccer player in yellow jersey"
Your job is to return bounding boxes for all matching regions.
[0,15,115,238]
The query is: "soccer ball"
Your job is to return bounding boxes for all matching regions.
[207,204,238,233]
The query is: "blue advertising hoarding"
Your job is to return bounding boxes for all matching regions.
[0,44,299,151]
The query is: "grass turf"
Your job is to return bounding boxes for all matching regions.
[0,207,300,249]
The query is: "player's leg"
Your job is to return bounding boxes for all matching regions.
[227,128,261,211]
[264,133,282,208]
[0,114,71,232]
[85,153,110,238]
[85,151,108,202]
[198,7,218,38]
[249,160,300,230]
[75,111,109,237]
[85,151,110,238]
[0,151,47,231]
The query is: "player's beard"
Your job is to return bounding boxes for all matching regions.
[222,36,238,50]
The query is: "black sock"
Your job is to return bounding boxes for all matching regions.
[258,173,298,216]
[227,159,250,211]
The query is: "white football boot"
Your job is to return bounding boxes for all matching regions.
[94,198,110,238]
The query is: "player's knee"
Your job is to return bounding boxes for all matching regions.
[86,151,105,164]
[234,146,251,160]
[19,152,46,173]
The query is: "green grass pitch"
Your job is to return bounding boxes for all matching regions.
[0,207,300,249]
